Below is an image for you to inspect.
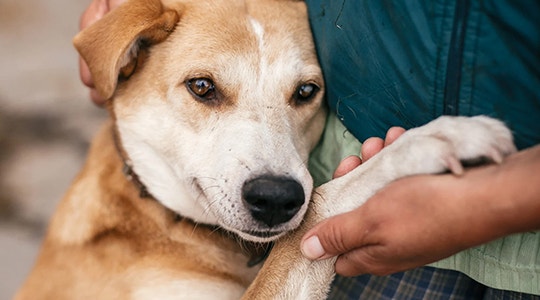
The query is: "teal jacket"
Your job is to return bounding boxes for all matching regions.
[308,0,540,150]
[307,0,540,295]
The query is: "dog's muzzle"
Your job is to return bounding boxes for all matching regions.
[242,175,305,227]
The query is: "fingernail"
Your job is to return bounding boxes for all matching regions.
[301,236,326,260]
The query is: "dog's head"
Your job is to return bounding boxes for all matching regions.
[74,0,326,242]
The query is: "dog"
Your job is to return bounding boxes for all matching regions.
[16,0,517,298]
[17,0,325,298]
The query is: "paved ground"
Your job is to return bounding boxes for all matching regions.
[0,0,107,298]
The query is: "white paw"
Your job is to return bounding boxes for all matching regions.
[383,115,517,176]
[313,116,517,218]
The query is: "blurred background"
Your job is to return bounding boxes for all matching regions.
[0,0,107,297]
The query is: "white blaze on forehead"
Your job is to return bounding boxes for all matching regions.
[249,17,265,50]
[249,17,267,84]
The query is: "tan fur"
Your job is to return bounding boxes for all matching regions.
[16,122,259,299]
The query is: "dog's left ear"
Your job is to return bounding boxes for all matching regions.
[74,0,179,100]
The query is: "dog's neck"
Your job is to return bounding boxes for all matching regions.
[110,125,272,267]
[111,126,153,199]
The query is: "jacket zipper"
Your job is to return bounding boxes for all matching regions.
[443,0,471,115]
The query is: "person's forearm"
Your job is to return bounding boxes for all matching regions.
[485,144,540,233]
[453,144,540,246]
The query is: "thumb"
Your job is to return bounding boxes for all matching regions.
[301,209,367,260]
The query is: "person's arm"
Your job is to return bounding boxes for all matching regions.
[79,0,126,105]
[301,133,540,276]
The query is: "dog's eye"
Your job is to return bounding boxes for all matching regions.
[294,83,319,104]
[186,78,217,101]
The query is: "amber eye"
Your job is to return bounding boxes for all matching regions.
[294,83,319,103]
[186,78,217,101]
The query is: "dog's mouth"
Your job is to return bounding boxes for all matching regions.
[244,230,283,239]
[235,228,288,243]
[191,176,306,242]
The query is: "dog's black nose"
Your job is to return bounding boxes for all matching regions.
[242,176,305,227]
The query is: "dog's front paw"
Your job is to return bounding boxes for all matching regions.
[313,115,517,218]
[385,115,517,176]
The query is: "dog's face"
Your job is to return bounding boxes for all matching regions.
[75,0,326,242]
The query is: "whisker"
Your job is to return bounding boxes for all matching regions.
[199,192,230,228]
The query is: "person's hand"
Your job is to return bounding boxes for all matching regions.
[79,0,126,105]
[300,125,462,276]
[301,128,540,277]
[302,173,473,276]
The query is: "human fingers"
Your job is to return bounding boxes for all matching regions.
[331,174,469,276]
[333,243,412,276]
[361,127,406,161]
[332,128,404,178]
[79,57,107,105]
[79,0,126,105]
[79,0,109,105]
[80,0,115,32]
[332,155,362,179]
[334,245,388,276]
[301,208,370,261]
[79,0,126,30]
[384,126,406,146]
[360,137,384,161]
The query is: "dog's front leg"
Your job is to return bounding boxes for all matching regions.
[240,200,336,300]
[242,153,433,299]
[241,142,442,300]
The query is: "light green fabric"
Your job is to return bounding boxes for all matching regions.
[308,112,540,295]
[309,113,362,187]
[430,233,540,295]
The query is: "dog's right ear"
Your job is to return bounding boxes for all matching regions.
[74,0,179,100]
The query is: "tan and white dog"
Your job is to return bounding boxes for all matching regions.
[16,0,516,299]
